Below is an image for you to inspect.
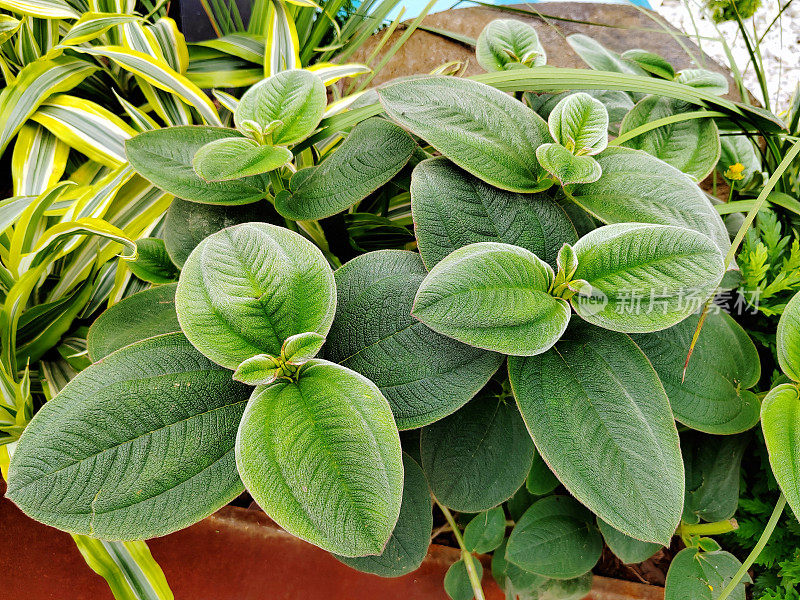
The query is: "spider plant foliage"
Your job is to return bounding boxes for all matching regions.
[5,15,790,599]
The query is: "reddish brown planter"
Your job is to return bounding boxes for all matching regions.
[1,484,661,600]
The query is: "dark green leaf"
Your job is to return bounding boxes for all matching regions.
[525,449,559,496]
[664,548,748,600]
[597,518,661,564]
[463,506,506,553]
[126,238,180,284]
[445,559,483,600]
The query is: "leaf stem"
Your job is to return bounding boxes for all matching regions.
[678,519,738,536]
[436,500,486,600]
[716,494,786,600]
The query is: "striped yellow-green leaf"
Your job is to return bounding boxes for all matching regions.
[11,123,68,196]
[59,12,141,46]
[6,333,252,539]
[0,14,22,45]
[194,33,264,63]
[762,383,800,520]
[0,0,79,19]
[0,55,97,153]
[236,359,403,556]
[147,17,188,74]
[31,94,137,167]
[263,0,300,76]
[307,62,371,86]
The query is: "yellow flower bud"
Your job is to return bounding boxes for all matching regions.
[724,162,746,181]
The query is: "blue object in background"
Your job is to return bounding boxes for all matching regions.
[388,0,652,23]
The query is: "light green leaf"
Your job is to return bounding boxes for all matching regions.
[335,453,432,577]
[547,92,608,155]
[665,548,747,600]
[280,332,325,364]
[621,49,675,80]
[379,76,551,193]
[567,146,730,255]
[535,143,602,185]
[6,333,251,539]
[463,506,506,553]
[235,69,325,145]
[631,311,761,433]
[682,431,748,524]
[176,222,336,369]
[761,383,800,520]
[676,69,729,95]
[324,250,502,429]
[87,284,181,362]
[410,157,577,269]
[126,127,270,205]
[567,34,648,78]
[445,559,483,600]
[235,359,402,557]
[420,394,535,512]
[778,290,800,382]
[276,117,415,221]
[193,138,292,182]
[571,223,725,333]
[412,242,570,356]
[163,198,274,268]
[125,238,180,284]
[597,518,660,564]
[232,354,281,385]
[506,495,602,579]
[508,320,684,544]
[0,56,97,154]
[476,19,546,71]
[619,97,720,181]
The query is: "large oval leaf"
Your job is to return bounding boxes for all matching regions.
[572,223,725,333]
[620,97,720,181]
[163,198,275,268]
[665,548,747,600]
[506,495,602,579]
[235,360,402,557]
[378,76,551,193]
[335,453,432,576]
[761,383,800,520]
[777,290,800,382]
[410,157,577,269]
[125,126,269,205]
[324,250,502,429]
[567,146,730,254]
[276,117,415,221]
[631,311,760,433]
[6,333,250,539]
[508,320,684,544]
[234,69,326,145]
[87,284,180,361]
[176,222,336,369]
[412,242,570,356]
[420,394,534,512]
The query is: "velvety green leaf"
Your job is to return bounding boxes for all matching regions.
[597,518,660,564]
[412,242,570,356]
[665,548,747,600]
[567,146,730,254]
[463,506,506,553]
[378,76,551,193]
[336,453,432,577]
[420,394,535,512]
[163,198,274,268]
[566,34,648,78]
[535,143,602,186]
[621,49,676,79]
[777,290,800,382]
[126,238,180,284]
[235,360,402,557]
[87,284,180,361]
[281,332,325,364]
[234,69,326,145]
[675,69,729,95]
[546,93,608,155]
[682,431,748,524]
[232,354,281,385]
[276,118,415,220]
[6,333,250,539]
[506,495,602,579]
[324,250,502,429]
[620,96,720,181]
[126,126,269,205]
[410,157,576,269]
[445,559,482,600]
[508,320,684,544]
[571,223,725,333]
[631,311,761,433]
[192,138,292,182]
[525,448,559,496]
[532,89,634,133]
[761,383,800,520]
[176,222,336,369]
[476,19,546,71]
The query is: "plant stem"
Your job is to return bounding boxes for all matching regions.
[678,519,738,536]
[436,501,486,600]
[716,494,786,600]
